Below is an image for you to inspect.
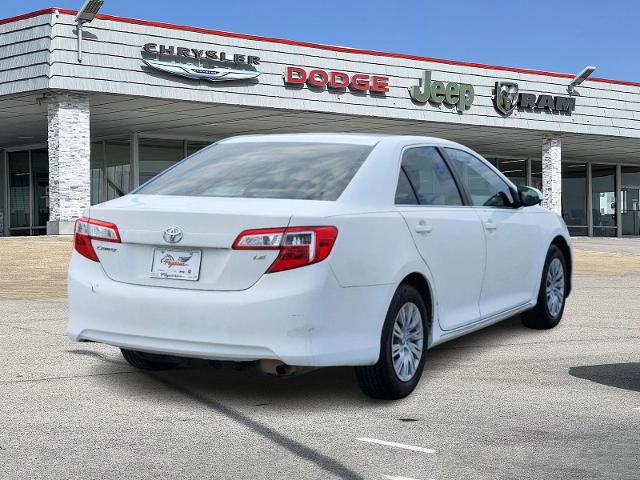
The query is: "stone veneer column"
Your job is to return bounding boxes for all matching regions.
[47,93,90,235]
[541,135,562,215]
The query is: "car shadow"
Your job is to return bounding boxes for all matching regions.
[569,362,640,393]
[69,350,368,479]
[67,315,537,480]
[73,314,535,405]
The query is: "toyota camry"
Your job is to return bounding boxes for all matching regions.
[68,134,572,399]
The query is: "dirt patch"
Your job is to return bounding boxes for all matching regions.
[0,237,638,299]
[573,249,640,276]
[0,237,73,299]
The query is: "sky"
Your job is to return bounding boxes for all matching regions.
[3,0,639,83]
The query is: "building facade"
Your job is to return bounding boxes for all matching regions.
[1,8,640,236]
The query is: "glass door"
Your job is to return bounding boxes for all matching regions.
[591,164,617,237]
[7,149,49,236]
[621,166,640,236]
[8,151,31,236]
[31,149,49,235]
[90,139,131,205]
[561,163,588,236]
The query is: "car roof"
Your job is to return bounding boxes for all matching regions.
[219,133,468,149]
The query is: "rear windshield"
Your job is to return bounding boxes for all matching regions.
[135,141,374,201]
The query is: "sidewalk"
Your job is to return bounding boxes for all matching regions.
[0,236,73,299]
[572,237,640,276]
[572,237,640,256]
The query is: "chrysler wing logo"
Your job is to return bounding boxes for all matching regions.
[494,81,519,115]
[143,59,260,82]
[163,226,183,244]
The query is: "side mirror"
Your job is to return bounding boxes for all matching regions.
[518,185,543,207]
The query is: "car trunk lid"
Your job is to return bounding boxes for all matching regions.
[88,195,330,291]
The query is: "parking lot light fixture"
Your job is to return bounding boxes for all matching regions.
[568,66,596,94]
[75,0,105,63]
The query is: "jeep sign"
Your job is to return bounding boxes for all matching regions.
[409,71,474,112]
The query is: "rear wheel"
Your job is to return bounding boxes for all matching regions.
[355,284,428,400]
[121,349,181,371]
[521,244,567,329]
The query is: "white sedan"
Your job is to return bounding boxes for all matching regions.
[68,134,572,399]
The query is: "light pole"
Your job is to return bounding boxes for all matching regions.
[568,66,596,95]
[75,0,105,63]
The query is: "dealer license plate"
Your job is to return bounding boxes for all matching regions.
[150,248,202,281]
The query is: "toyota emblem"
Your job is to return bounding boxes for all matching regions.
[163,226,183,244]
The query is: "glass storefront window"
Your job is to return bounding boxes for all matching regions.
[621,166,640,236]
[90,139,131,205]
[495,159,527,186]
[591,164,617,237]
[186,141,212,157]
[531,160,542,191]
[105,140,130,201]
[0,156,3,233]
[89,138,213,205]
[8,151,30,232]
[561,163,588,236]
[90,142,105,205]
[139,139,185,185]
[7,149,49,236]
[31,149,49,234]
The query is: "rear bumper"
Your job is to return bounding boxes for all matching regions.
[67,252,393,366]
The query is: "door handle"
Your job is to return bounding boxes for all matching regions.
[414,222,433,234]
[484,221,497,231]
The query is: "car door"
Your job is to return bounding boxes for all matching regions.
[444,148,543,319]
[395,146,486,331]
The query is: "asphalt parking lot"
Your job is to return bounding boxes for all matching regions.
[1,239,639,480]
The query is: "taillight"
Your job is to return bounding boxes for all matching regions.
[232,226,338,273]
[74,217,121,262]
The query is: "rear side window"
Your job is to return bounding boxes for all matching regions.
[395,147,462,206]
[136,141,373,201]
[444,148,514,207]
[395,169,419,205]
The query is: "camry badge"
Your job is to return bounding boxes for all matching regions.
[163,226,183,244]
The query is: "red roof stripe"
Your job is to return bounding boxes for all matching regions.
[2,7,639,88]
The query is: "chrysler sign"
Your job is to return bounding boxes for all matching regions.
[142,43,261,82]
[142,43,261,65]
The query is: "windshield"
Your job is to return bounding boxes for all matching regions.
[135,141,373,201]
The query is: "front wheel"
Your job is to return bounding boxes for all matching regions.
[355,284,428,400]
[521,244,567,329]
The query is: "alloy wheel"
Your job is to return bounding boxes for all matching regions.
[545,257,565,318]
[391,302,424,382]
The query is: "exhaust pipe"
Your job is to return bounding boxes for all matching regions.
[258,359,313,376]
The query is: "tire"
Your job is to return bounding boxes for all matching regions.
[355,284,428,400]
[121,349,181,371]
[521,244,567,330]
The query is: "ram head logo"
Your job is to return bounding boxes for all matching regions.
[494,81,519,115]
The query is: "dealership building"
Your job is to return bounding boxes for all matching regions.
[1,6,640,236]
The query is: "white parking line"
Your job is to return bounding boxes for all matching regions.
[384,475,429,480]
[356,437,436,454]
[634,407,640,411]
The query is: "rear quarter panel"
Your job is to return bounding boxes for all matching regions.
[320,212,423,288]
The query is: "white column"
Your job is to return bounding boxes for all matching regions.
[47,93,90,235]
[542,135,562,215]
